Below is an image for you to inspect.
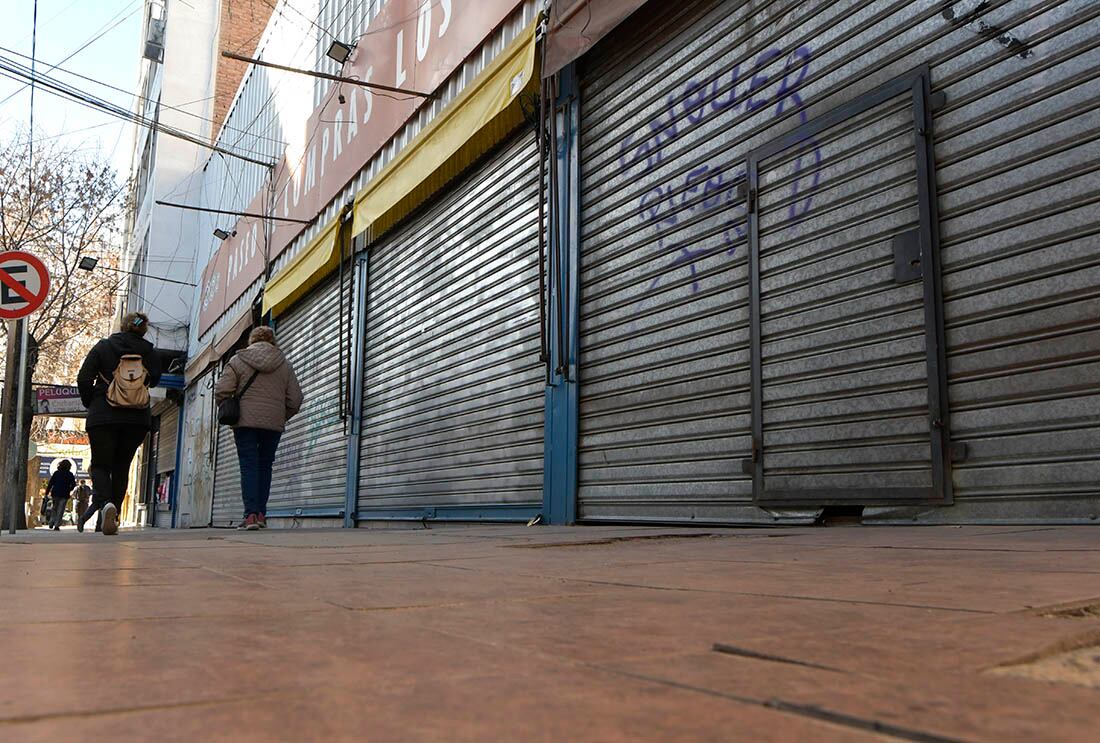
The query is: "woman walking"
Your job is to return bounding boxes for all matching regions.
[45,460,77,530]
[215,326,302,530]
[76,312,161,535]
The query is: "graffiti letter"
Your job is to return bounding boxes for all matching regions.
[702,169,726,209]
[775,46,812,117]
[682,166,710,212]
[712,63,740,112]
[645,93,680,172]
[787,137,823,222]
[745,49,782,112]
[683,80,709,125]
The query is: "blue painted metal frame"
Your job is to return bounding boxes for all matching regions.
[169,396,185,528]
[542,63,581,525]
[343,249,369,527]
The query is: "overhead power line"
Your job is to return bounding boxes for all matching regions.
[0,54,276,169]
[0,44,289,151]
[0,0,141,109]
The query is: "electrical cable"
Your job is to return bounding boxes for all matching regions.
[0,44,289,150]
[0,56,275,168]
[0,0,141,108]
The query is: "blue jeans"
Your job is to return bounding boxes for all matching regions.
[233,428,283,517]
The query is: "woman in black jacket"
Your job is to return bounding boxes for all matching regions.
[45,460,77,531]
[76,312,161,535]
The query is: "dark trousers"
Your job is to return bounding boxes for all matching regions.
[81,425,147,526]
[234,427,282,517]
[49,496,68,528]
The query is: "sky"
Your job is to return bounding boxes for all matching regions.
[0,0,143,178]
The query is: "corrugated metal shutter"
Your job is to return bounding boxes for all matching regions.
[922,0,1100,522]
[211,422,241,526]
[357,132,544,515]
[267,271,352,513]
[578,0,1100,523]
[176,372,217,528]
[156,406,179,473]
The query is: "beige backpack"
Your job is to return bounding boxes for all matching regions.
[102,354,150,409]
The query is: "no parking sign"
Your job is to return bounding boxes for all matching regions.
[0,251,50,320]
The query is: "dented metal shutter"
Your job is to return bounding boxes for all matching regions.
[267,272,352,515]
[357,133,544,516]
[579,0,1100,523]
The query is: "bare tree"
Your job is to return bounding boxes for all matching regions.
[0,131,125,530]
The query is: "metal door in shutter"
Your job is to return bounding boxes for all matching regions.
[747,69,949,506]
[268,272,351,515]
[211,424,241,526]
[357,133,544,517]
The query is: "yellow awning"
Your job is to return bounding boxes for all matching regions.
[352,20,539,242]
[262,207,348,315]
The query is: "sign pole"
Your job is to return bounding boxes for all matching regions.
[9,318,27,534]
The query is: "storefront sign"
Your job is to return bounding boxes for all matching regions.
[34,385,84,415]
[198,0,522,334]
[38,456,88,479]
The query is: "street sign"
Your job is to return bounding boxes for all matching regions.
[0,251,50,320]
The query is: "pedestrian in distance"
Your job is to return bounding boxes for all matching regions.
[215,326,302,531]
[71,479,92,526]
[76,312,162,536]
[45,460,77,531]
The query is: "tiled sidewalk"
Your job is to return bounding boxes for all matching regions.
[2,524,1098,741]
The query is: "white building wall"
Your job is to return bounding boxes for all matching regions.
[125,0,221,352]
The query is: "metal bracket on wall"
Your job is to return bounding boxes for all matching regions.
[892,229,923,283]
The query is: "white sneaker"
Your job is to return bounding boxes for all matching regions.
[101,504,119,536]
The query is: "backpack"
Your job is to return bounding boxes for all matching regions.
[101,353,150,409]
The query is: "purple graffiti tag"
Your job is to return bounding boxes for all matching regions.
[775,47,811,116]
[745,49,783,112]
[625,45,823,295]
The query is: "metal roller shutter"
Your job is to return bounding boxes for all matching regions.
[268,271,353,514]
[176,372,217,528]
[913,0,1100,522]
[357,133,544,516]
[579,0,1100,523]
[156,406,179,474]
[211,422,241,526]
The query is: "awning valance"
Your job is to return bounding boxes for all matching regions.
[212,301,256,358]
[262,207,348,316]
[352,21,539,242]
[183,343,217,386]
[543,0,649,78]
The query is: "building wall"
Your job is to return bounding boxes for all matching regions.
[211,0,275,140]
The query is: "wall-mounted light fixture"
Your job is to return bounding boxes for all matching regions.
[325,40,354,65]
[213,228,236,240]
